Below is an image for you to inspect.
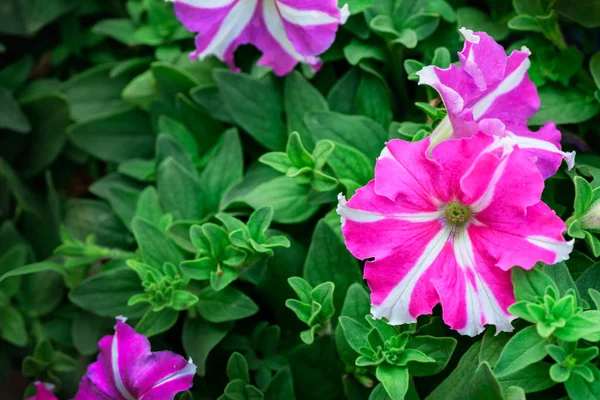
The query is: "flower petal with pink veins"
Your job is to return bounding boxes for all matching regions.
[74,317,196,400]
[416,28,574,179]
[338,134,572,336]
[169,0,348,76]
[28,382,58,400]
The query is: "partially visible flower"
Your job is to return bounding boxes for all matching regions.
[337,134,573,336]
[168,0,349,76]
[74,317,196,400]
[27,382,58,400]
[417,28,574,179]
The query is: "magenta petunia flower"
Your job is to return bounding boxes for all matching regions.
[73,317,196,400]
[168,0,350,76]
[417,28,574,179]
[28,382,58,400]
[337,134,573,336]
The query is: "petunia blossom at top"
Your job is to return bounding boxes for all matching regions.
[417,28,574,179]
[338,134,573,336]
[28,382,58,400]
[168,0,349,76]
[73,317,196,400]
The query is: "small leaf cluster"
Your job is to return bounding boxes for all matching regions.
[567,176,600,257]
[260,132,338,192]
[181,207,290,291]
[548,342,598,383]
[128,260,198,311]
[340,314,456,400]
[511,268,600,341]
[22,340,76,390]
[286,277,335,344]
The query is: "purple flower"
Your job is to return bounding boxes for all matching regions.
[27,382,58,400]
[73,317,196,400]
[417,28,575,179]
[338,134,573,336]
[168,0,349,76]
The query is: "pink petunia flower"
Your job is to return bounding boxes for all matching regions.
[168,0,350,76]
[27,382,58,400]
[337,134,573,336]
[417,28,575,179]
[73,317,196,400]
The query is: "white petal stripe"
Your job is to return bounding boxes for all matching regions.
[111,329,136,400]
[143,359,197,396]
[263,0,304,62]
[166,0,236,9]
[526,236,574,263]
[277,2,340,26]
[508,134,576,170]
[472,57,531,120]
[337,194,443,224]
[453,227,514,336]
[468,153,510,214]
[197,0,258,60]
[371,225,452,325]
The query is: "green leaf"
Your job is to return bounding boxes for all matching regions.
[591,51,600,90]
[18,92,69,177]
[375,365,409,400]
[227,352,250,383]
[305,111,387,161]
[0,261,64,284]
[132,217,184,269]
[456,7,509,41]
[152,62,199,104]
[556,0,600,28]
[230,176,320,224]
[564,364,600,400]
[199,129,243,214]
[215,70,286,151]
[264,366,296,400]
[92,19,137,46]
[576,262,600,304]
[69,268,147,318]
[426,341,482,400]
[0,88,30,133]
[339,316,371,355]
[284,71,328,150]
[182,316,233,376]
[135,308,179,337]
[406,336,457,376]
[574,176,594,217]
[0,306,27,347]
[494,326,549,378]
[344,39,387,66]
[303,220,362,315]
[196,286,259,323]
[530,85,600,125]
[467,362,504,400]
[512,267,558,302]
[61,64,129,123]
[157,158,204,220]
[496,361,555,394]
[71,313,106,356]
[69,107,155,163]
[327,142,374,187]
[0,0,75,36]
[479,329,510,368]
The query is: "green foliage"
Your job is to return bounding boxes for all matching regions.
[1,0,600,399]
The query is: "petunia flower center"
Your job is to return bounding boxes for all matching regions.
[444,201,471,226]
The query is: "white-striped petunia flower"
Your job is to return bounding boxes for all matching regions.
[168,0,350,76]
[417,28,575,179]
[73,317,196,400]
[338,134,573,336]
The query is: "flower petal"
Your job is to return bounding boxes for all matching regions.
[470,202,573,271]
[432,227,516,336]
[74,317,196,400]
[28,382,58,400]
[417,28,573,177]
[171,0,347,76]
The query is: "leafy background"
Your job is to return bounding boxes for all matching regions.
[1,0,600,399]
